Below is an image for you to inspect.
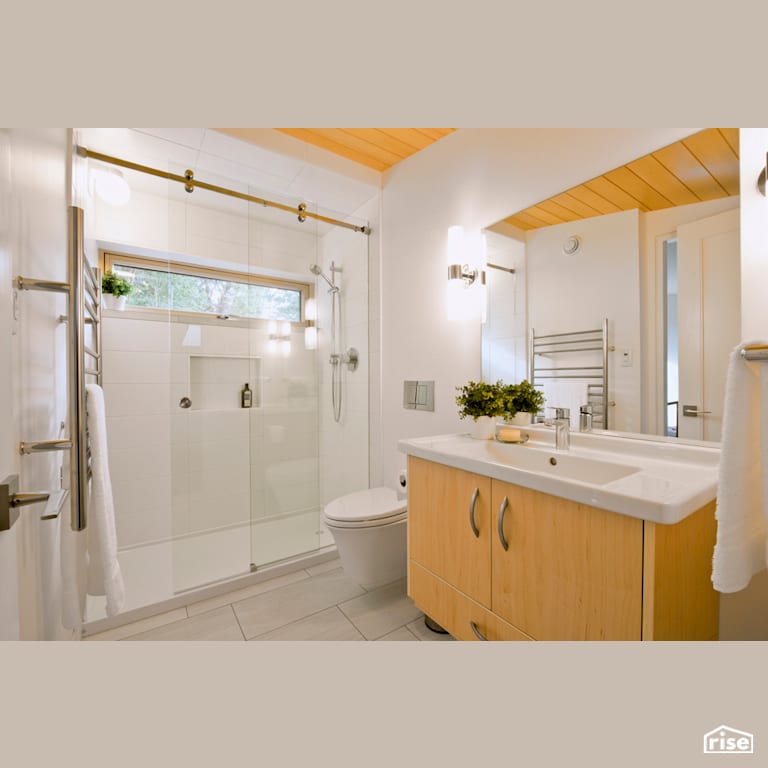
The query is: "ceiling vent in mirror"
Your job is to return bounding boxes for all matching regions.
[562,235,581,255]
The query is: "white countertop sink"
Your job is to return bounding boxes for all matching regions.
[398,426,720,524]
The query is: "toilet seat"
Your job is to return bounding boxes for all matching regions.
[322,486,406,529]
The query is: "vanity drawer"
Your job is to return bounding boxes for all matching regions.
[409,561,532,642]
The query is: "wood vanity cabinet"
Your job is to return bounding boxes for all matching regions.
[407,456,719,641]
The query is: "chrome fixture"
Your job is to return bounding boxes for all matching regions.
[551,407,571,451]
[579,403,593,433]
[310,261,355,423]
[1,475,69,532]
[309,263,340,294]
[445,227,516,324]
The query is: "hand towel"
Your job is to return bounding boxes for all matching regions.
[711,340,768,593]
[541,380,590,429]
[85,383,125,616]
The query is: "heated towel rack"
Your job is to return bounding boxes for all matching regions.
[529,318,614,430]
[14,206,100,532]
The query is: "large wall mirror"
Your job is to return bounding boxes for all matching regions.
[482,128,740,443]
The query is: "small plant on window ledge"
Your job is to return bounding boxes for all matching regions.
[455,380,507,421]
[101,270,133,297]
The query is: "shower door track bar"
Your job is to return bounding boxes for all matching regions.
[78,147,372,236]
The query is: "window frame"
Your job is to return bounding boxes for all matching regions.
[100,250,313,327]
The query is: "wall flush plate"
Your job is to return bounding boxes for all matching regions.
[403,380,434,411]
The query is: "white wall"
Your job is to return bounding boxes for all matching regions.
[0,128,76,640]
[0,129,20,639]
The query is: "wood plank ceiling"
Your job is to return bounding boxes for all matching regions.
[274,128,457,171]
[502,128,739,231]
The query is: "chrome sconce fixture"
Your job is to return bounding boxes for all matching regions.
[446,225,487,322]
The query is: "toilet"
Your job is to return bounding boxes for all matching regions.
[322,486,407,590]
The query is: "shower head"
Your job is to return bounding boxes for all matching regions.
[309,263,338,292]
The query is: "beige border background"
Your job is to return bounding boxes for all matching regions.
[3,0,768,765]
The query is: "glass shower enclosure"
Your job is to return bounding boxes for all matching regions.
[85,143,369,622]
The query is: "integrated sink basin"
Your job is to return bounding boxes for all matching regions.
[480,441,641,485]
[398,426,720,524]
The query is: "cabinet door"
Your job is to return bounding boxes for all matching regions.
[491,481,644,640]
[410,563,531,641]
[407,456,491,607]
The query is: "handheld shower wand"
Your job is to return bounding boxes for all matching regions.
[309,263,338,293]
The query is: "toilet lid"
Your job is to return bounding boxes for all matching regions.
[323,486,406,524]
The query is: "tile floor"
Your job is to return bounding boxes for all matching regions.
[83,557,456,642]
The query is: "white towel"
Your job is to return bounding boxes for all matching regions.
[541,380,590,429]
[85,383,125,616]
[711,340,768,593]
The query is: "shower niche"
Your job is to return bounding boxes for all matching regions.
[188,354,262,411]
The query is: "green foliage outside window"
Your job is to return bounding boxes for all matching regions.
[113,263,301,321]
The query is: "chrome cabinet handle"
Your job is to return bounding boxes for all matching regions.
[469,487,480,538]
[179,396,192,409]
[470,621,488,641]
[497,496,509,551]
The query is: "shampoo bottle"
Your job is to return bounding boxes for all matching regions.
[241,382,252,408]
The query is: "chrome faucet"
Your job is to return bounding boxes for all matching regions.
[579,403,593,433]
[552,407,570,451]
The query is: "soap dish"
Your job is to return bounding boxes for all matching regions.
[495,428,529,445]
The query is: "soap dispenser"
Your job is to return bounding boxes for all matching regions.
[241,382,252,408]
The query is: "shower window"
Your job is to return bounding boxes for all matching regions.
[101,251,311,323]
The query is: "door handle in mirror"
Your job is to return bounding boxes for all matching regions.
[682,405,711,417]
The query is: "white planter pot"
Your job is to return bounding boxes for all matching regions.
[468,416,496,440]
[506,412,533,426]
[103,294,127,311]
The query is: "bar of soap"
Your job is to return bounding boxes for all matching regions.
[497,427,522,442]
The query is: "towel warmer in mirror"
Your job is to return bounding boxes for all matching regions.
[529,318,614,430]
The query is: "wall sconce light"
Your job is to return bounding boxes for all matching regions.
[268,320,292,357]
[446,225,487,322]
[91,165,131,206]
[303,297,318,349]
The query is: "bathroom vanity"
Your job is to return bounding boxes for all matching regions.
[398,428,721,641]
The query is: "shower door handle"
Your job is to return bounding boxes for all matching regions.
[179,397,192,409]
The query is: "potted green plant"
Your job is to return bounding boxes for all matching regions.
[502,379,545,425]
[101,270,133,311]
[455,379,507,439]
